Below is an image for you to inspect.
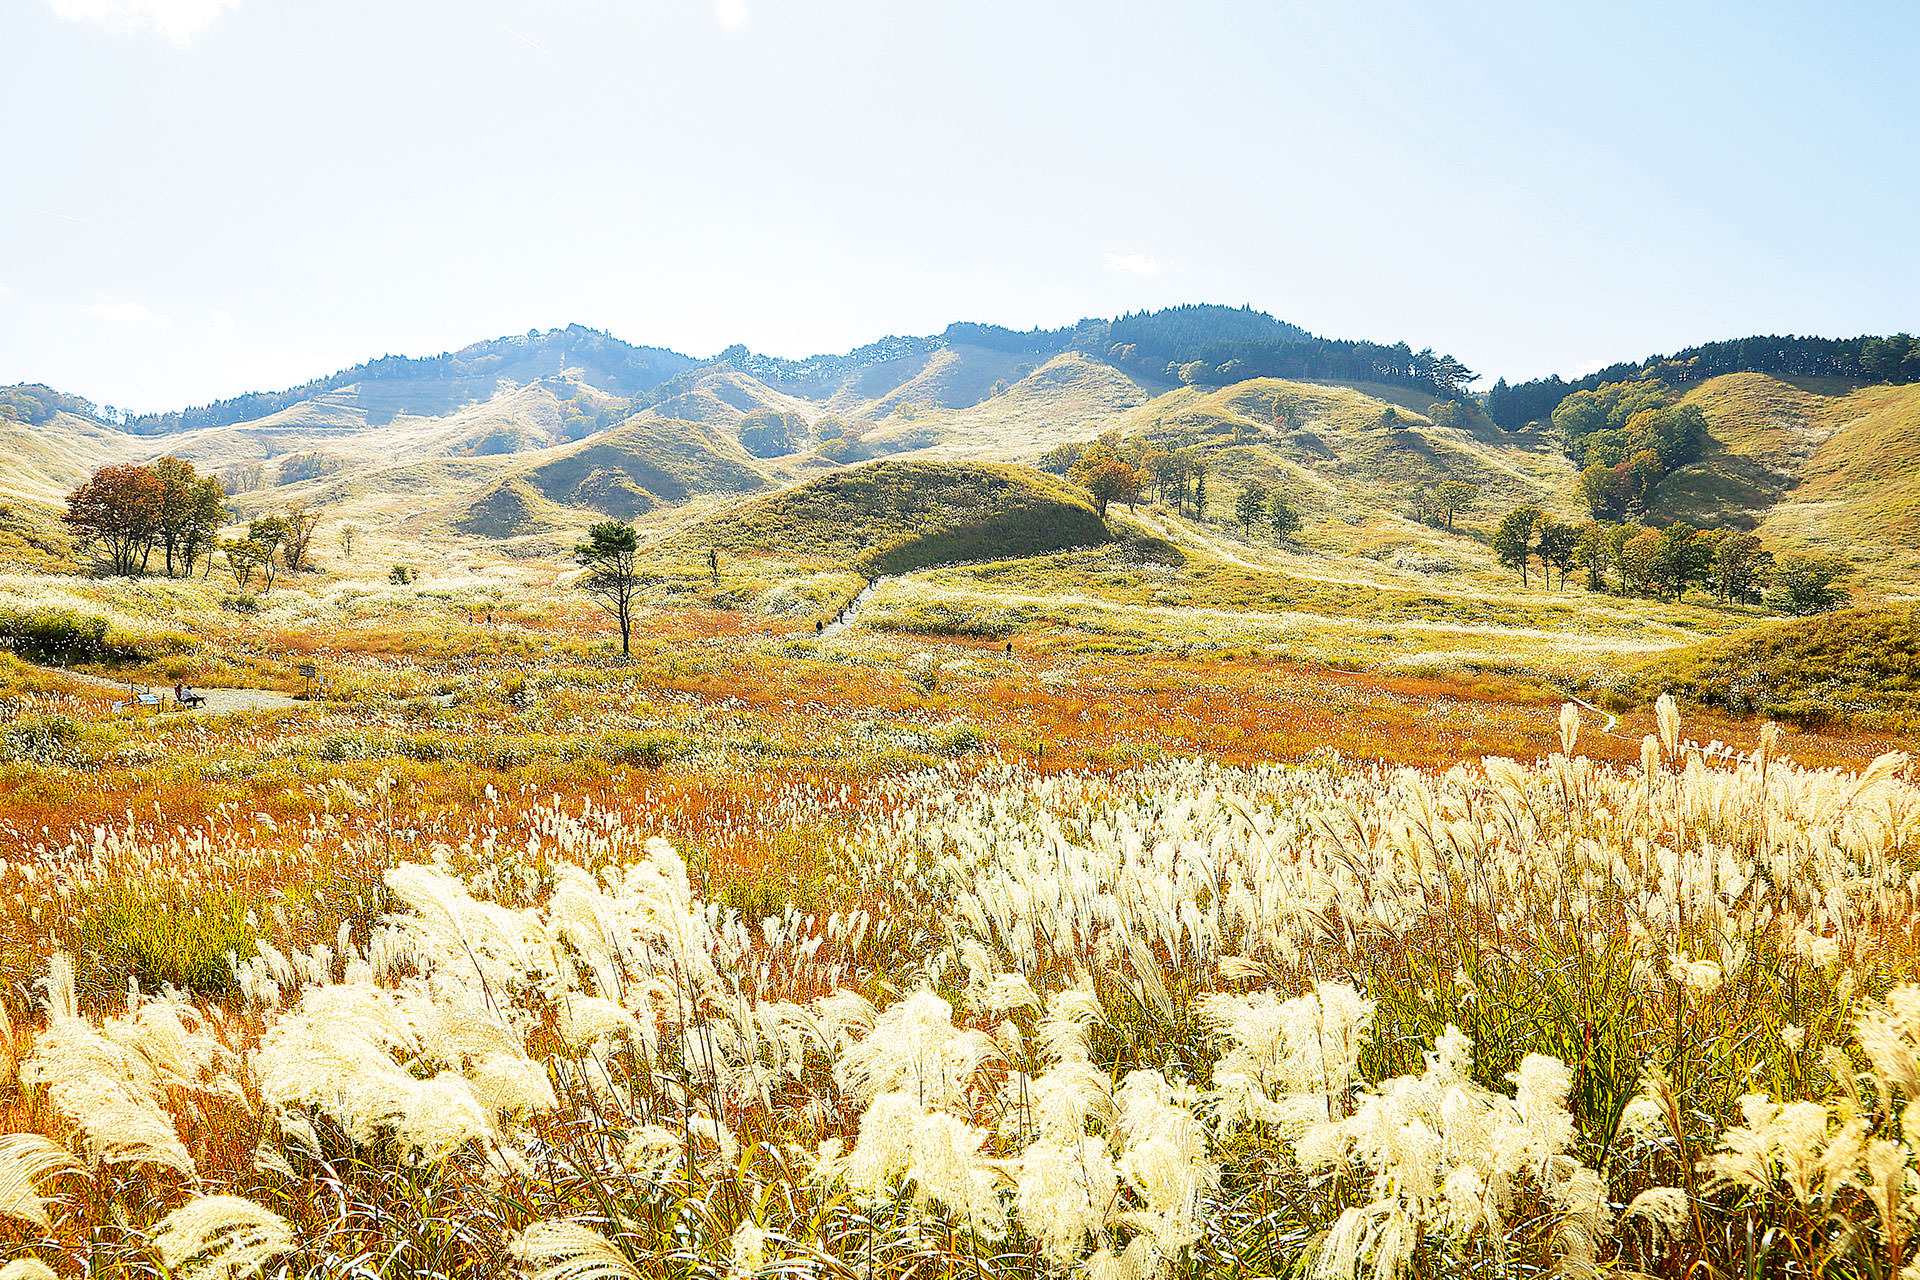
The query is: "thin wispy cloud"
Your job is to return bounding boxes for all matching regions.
[714,0,749,29]
[87,298,162,327]
[502,24,553,57]
[47,0,241,44]
[1104,252,1161,278]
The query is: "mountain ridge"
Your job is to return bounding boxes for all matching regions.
[5,306,1918,592]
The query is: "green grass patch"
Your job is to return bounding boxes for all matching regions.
[664,460,1113,575]
[1634,604,1920,728]
[70,882,257,1000]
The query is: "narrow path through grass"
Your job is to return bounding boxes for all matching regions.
[23,661,305,712]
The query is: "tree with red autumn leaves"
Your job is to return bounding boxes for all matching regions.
[65,463,164,576]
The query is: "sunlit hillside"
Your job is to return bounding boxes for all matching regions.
[1643,374,1920,587]
[6,312,1920,1280]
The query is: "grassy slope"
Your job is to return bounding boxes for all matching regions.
[844,354,1162,461]
[1651,373,1830,529]
[844,343,1039,416]
[0,497,79,572]
[664,460,1112,575]
[0,409,148,503]
[470,416,771,523]
[450,475,567,538]
[1635,605,1920,728]
[1107,377,1578,524]
[643,372,821,434]
[1646,373,1920,586]
[1767,381,1920,554]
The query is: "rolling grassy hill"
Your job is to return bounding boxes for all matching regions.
[0,398,150,503]
[1633,605,1920,728]
[0,310,1572,535]
[7,313,1917,613]
[451,475,564,539]
[453,416,770,530]
[1106,377,1577,526]
[1648,373,1829,530]
[641,371,820,435]
[664,460,1112,575]
[1767,381,1920,540]
[1644,374,1920,585]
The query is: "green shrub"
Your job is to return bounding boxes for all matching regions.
[930,720,984,756]
[0,607,111,663]
[71,884,256,999]
[221,593,260,614]
[318,731,378,761]
[398,735,450,762]
[600,732,687,768]
[1,713,82,764]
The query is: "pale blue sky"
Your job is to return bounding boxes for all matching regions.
[3,0,1915,412]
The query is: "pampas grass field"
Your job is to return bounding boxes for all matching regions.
[4,680,1920,1278]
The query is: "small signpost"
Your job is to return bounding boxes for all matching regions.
[298,662,319,700]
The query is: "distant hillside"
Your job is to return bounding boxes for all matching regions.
[1644,373,1828,529]
[641,371,821,435]
[669,460,1112,575]
[456,416,769,531]
[120,326,695,435]
[1775,382,1920,540]
[635,303,1474,427]
[1620,375,1920,583]
[452,475,561,539]
[1102,376,1574,525]
[1634,605,1920,729]
[12,307,1916,587]
[1488,332,1920,428]
[0,399,144,502]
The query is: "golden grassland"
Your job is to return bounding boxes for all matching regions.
[1655,374,1920,588]
[0,552,1903,1009]
[2,519,1919,1279]
[3,683,1920,1277]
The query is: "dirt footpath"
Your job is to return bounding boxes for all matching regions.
[30,664,304,712]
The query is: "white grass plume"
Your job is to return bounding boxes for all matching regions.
[0,1260,60,1280]
[0,1133,81,1230]
[18,1017,194,1173]
[150,1195,295,1280]
[510,1220,642,1280]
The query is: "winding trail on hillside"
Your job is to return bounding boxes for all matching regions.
[1563,691,1624,738]
[23,662,304,713]
[819,576,889,642]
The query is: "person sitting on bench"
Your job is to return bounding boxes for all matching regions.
[177,683,206,708]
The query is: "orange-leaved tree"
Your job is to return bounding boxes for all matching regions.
[65,463,164,576]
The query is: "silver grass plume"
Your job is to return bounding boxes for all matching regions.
[1655,693,1681,761]
[0,1261,60,1280]
[0,1133,81,1230]
[510,1220,643,1280]
[18,1017,194,1173]
[150,1195,295,1280]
